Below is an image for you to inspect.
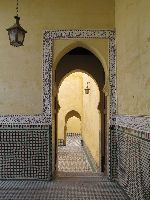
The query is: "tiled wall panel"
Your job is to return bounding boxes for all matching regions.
[117,126,150,200]
[110,125,118,178]
[0,125,51,180]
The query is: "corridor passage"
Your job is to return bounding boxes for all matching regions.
[58,135,93,174]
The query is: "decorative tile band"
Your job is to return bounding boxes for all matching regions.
[66,133,81,136]
[0,125,52,180]
[0,115,51,125]
[117,126,150,200]
[116,115,150,133]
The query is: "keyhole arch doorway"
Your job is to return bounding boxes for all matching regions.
[55,46,107,176]
[57,70,101,174]
[64,110,82,144]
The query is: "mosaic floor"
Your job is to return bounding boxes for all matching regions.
[58,135,93,173]
[0,177,129,200]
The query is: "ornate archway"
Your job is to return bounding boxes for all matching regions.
[43,30,116,179]
[54,45,109,175]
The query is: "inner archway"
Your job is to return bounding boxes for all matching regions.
[57,71,101,174]
[65,110,81,144]
[55,47,107,176]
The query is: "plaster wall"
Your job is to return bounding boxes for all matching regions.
[82,74,100,166]
[57,73,83,139]
[0,0,114,115]
[115,0,150,115]
[66,116,81,133]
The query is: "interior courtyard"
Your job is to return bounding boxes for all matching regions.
[0,0,149,199]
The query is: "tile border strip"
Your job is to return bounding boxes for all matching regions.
[116,115,150,133]
[116,125,150,141]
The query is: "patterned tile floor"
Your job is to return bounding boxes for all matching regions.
[0,136,130,199]
[0,177,129,200]
[58,135,93,173]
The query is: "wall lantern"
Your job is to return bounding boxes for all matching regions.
[6,0,27,47]
[84,82,90,94]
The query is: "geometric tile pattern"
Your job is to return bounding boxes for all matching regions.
[0,125,51,180]
[110,125,118,179]
[58,135,93,173]
[117,126,150,200]
[0,178,130,200]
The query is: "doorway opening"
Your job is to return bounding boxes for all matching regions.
[54,47,107,177]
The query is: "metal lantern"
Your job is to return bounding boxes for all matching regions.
[6,0,27,47]
[84,82,90,94]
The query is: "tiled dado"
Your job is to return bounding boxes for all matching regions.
[112,115,150,181]
[0,125,52,180]
[117,126,150,200]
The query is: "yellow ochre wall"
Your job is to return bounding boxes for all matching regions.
[115,0,150,115]
[0,0,114,114]
[67,117,81,133]
[58,72,83,139]
[82,74,100,166]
